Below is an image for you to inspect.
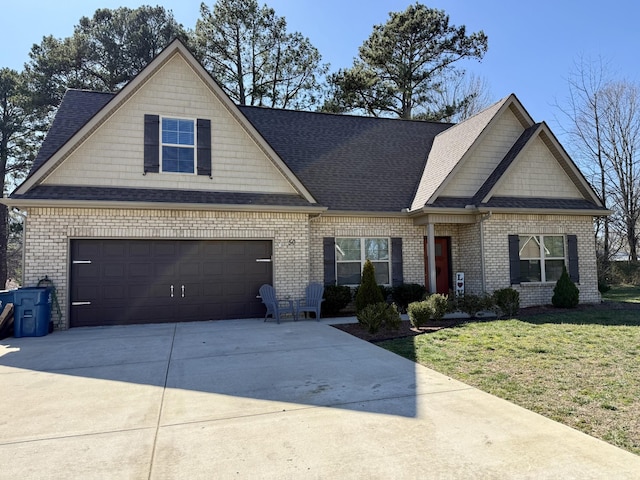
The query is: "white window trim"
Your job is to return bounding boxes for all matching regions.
[335,237,391,286]
[519,234,566,283]
[160,116,197,175]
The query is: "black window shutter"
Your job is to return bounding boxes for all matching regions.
[508,235,520,284]
[391,237,403,287]
[567,235,580,283]
[144,114,160,173]
[197,118,212,177]
[323,237,336,285]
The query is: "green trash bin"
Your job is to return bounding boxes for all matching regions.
[13,287,51,338]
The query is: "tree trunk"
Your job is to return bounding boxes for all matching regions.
[0,203,7,288]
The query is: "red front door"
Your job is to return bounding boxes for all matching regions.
[424,237,451,294]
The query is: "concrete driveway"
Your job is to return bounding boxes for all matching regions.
[0,318,638,479]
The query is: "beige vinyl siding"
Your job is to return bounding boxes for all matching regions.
[42,54,296,195]
[494,136,584,198]
[440,108,525,197]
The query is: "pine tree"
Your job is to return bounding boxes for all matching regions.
[355,259,384,312]
[552,267,579,308]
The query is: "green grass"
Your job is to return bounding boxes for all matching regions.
[379,309,640,456]
[602,284,640,303]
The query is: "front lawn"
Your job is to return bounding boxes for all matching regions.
[378,309,640,455]
[602,284,640,303]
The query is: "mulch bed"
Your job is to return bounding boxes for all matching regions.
[331,301,637,343]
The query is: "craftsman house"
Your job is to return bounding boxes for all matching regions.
[5,40,607,329]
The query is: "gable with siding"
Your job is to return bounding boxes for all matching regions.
[41,53,297,196]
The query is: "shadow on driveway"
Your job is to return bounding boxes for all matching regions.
[0,319,430,427]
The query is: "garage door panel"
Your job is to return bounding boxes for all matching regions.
[154,241,179,256]
[70,239,272,327]
[103,242,126,257]
[103,285,126,300]
[130,262,154,277]
[178,262,200,277]
[104,264,125,278]
[129,242,152,257]
[202,261,223,276]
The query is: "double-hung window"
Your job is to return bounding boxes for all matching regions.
[519,235,565,282]
[161,117,195,173]
[336,237,390,285]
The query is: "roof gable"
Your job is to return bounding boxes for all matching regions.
[410,94,534,211]
[477,122,603,206]
[15,40,315,203]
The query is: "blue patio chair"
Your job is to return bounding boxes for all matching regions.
[296,283,325,321]
[259,284,296,324]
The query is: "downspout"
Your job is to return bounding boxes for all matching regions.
[479,211,492,293]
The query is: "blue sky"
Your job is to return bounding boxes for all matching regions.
[2,0,638,130]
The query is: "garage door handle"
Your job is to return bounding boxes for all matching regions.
[72,301,92,306]
[181,285,185,298]
[256,258,272,262]
[72,260,92,264]
[170,285,174,298]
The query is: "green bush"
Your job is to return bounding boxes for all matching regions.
[379,285,393,303]
[355,260,384,312]
[453,293,495,318]
[552,267,579,308]
[598,281,611,294]
[392,283,427,312]
[426,293,449,321]
[384,303,402,331]
[492,287,520,317]
[407,300,432,328]
[322,285,352,316]
[357,302,387,333]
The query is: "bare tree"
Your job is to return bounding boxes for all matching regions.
[556,57,612,271]
[600,81,640,261]
[428,71,493,122]
[557,56,640,265]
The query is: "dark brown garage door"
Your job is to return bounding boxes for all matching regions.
[70,239,272,327]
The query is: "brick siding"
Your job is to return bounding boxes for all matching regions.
[24,207,309,329]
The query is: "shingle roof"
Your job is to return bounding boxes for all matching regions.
[239,106,451,212]
[12,185,313,208]
[481,196,608,211]
[28,90,115,178]
[410,96,509,211]
[17,89,605,215]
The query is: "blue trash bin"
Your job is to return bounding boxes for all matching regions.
[0,289,16,310]
[13,287,51,338]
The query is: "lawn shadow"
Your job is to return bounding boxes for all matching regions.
[517,302,640,327]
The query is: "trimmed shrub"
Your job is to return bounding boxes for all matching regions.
[492,287,520,317]
[357,302,387,334]
[383,303,402,331]
[379,285,394,303]
[407,300,432,328]
[454,293,495,318]
[426,293,449,321]
[322,285,352,316]
[392,283,427,312]
[552,267,579,308]
[355,260,384,312]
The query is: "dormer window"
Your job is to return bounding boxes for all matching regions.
[161,118,195,173]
